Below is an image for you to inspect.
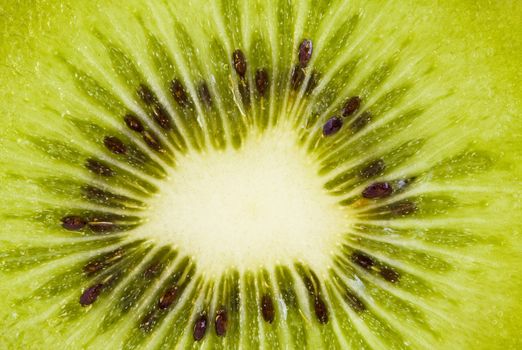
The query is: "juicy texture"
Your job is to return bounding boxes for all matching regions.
[1,0,522,349]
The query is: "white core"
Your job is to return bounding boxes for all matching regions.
[142,128,350,276]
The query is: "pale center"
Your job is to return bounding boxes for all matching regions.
[143,129,350,275]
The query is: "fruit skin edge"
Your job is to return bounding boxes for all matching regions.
[1,1,522,349]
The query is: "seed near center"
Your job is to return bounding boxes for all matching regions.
[144,128,350,275]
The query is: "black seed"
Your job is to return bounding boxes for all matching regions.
[342,96,362,117]
[314,296,328,324]
[380,265,400,283]
[80,283,104,306]
[390,200,417,216]
[291,65,305,90]
[351,250,375,270]
[158,286,178,309]
[88,219,119,234]
[141,131,165,153]
[261,294,275,323]
[345,291,366,312]
[232,49,247,77]
[138,84,156,105]
[151,104,172,130]
[85,158,115,177]
[124,114,144,133]
[360,159,386,179]
[61,215,86,231]
[362,182,393,199]
[323,116,343,136]
[351,111,372,132]
[255,68,269,96]
[215,307,228,337]
[305,70,320,94]
[298,39,313,68]
[197,82,212,107]
[170,79,191,108]
[193,313,208,341]
[238,80,251,107]
[103,136,127,155]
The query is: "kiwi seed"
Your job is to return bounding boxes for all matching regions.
[351,250,375,270]
[342,96,362,117]
[232,49,247,77]
[169,79,192,108]
[298,39,313,68]
[362,182,393,199]
[215,307,228,336]
[124,114,145,132]
[61,215,87,231]
[323,116,343,136]
[80,283,104,306]
[158,286,178,310]
[193,312,208,341]
[103,136,127,155]
[380,265,400,283]
[314,296,329,324]
[138,134,161,154]
[261,294,275,323]
[85,158,115,177]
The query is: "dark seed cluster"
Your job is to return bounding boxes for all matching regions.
[351,250,401,283]
[322,95,364,137]
[124,113,166,153]
[85,158,115,177]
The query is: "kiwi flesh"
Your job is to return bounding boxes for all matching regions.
[1,0,521,349]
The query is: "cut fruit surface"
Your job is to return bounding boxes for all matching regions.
[1,1,522,349]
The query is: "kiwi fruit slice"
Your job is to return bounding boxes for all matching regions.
[1,0,521,349]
